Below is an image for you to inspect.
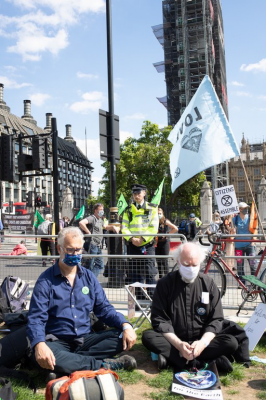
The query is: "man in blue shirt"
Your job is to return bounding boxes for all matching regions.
[27,227,137,377]
[232,202,256,285]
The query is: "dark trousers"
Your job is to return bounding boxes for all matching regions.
[155,241,170,278]
[31,329,123,374]
[126,242,158,297]
[40,238,55,256]
[142,330,238,371]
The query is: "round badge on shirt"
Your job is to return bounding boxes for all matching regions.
[82,286,90,295]
[197,307,206,316]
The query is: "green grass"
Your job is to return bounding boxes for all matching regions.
[8,378,45,400]
[146,369,173,389]
[117,369,144,385]
[227,389,240,395]
[257,392,266,399]
[220,363,245,387]
[148,391,184,400]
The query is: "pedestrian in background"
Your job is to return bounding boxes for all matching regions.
[38,214,55,267]
[156,208,178,278]
[79,203,119,277]
[231,202,257,285]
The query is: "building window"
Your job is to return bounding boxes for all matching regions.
[254,168,261,176]
[254,180,261,191]
[238,181,245,192]
[14,189,19,201]
[238,169,244,177]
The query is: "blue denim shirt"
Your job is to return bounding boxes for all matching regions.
[27,262,127,348]
[233,215,252,248]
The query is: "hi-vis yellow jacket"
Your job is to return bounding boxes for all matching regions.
[121,202,159,246]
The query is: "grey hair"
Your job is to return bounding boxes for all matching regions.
[45,214,52,220]
[57,227,84,247]
[174,242,207,265]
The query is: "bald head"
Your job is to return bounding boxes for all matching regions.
[175,242,206,266]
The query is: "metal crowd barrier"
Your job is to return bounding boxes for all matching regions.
[0,232,265,313]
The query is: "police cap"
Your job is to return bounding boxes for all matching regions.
[131,183,147,193]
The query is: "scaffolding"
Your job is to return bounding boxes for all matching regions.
[152,0,229,190]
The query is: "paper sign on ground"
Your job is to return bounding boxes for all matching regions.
[244,303,266,351]
[171,383,223,399]
[213,185,239,216]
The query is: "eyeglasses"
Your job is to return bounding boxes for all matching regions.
[64,247,83,255]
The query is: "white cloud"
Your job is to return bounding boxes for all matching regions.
[235,91,252,97]
[120,130,134,143]
[4,65,17,73]
[230,81,244,87]
[0,0,105,61]
[0,75,31,89]
[77,72,99,80]
[124,113,146,120]
[258,95,266,100]
[75,138,100,160]
[29,92,51,106]
[70,91,105,114]
[240,58,266,73]
[7,27,69,61]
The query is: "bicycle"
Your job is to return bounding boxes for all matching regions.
[198,233,266,315]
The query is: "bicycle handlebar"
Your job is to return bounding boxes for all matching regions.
[207,233,222,245]
[198,236,211,246]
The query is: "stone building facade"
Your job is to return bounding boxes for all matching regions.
[228,134,266,203]
[0,83,93,212]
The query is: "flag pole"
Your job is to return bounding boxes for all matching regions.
[240,158,265,237]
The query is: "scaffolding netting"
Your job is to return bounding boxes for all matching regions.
[151,24,165,46]
[153,61,165,73]
[157,96,168,109]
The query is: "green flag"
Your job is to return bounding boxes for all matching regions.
[151,178,165,205]
[33,210,45,228]
[117,193,128,216]
[75,205,85,220]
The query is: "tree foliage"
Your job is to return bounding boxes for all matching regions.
[98,121,206,214]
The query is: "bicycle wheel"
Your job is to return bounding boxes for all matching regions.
[258,267,266,303]
[201,258,227,298]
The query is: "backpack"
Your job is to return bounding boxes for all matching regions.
[178,219,187,235]
[45,370,124,400]
[37,220,51,235]
[1,276,29,313]
[185,221,191,236]
[0,287,10,322]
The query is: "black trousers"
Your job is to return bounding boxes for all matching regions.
[142,330,238,371]
[40,238,55,256]
[126,242,158,297]
[155,241,170,278]
[31,329,123,374]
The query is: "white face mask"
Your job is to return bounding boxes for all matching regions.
[179,264,200,282]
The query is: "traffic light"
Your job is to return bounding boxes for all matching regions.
[0,135,16,182]
[26,191,33,207]
[35,196,42,207]
[32,137,46,170]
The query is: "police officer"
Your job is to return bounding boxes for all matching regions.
[122,184,159,296]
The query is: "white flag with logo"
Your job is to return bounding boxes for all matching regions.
[169,75,240,193]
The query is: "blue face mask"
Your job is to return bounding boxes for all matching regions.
[98,210,104,217]
[62,253,82,267]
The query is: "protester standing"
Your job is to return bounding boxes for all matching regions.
[38,214,55,267]
[79,203,119,277]
[156,208,178,278]
[232,202,257,285]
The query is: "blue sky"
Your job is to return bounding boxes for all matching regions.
[0,0,266,195]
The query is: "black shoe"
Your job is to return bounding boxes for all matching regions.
[215,356,233,373]
[45,372,58,384]
[158,354,168,370]
[102,355,137,371]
